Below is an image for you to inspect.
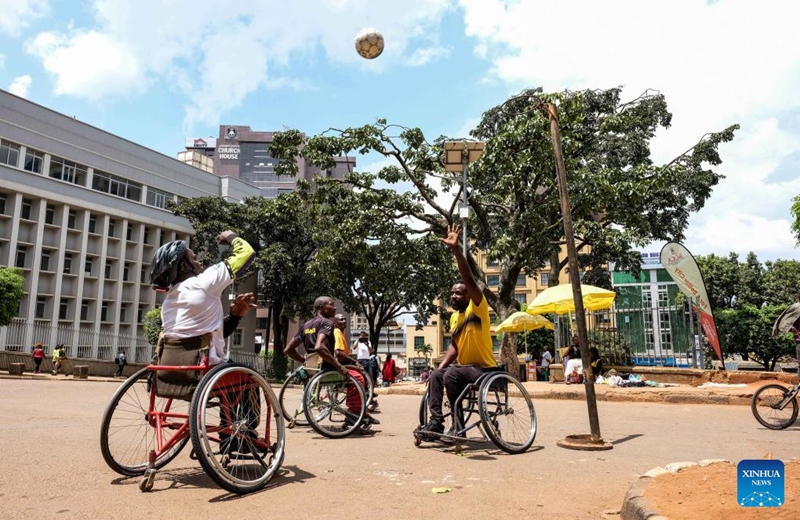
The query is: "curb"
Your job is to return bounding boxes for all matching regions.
[620,459,730,520]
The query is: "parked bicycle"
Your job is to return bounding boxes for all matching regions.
[751,382,800,430]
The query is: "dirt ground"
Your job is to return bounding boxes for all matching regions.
[646,460,800,520]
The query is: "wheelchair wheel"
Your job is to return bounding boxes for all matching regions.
[189,363,285,495]
[751,384,799,430]
[418,387,454,433]
[477,373,536,454]
[100,368,190,476]
[278,370,309,427]
[303,370,366,438]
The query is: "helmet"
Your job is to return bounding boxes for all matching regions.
[150,240,188,292]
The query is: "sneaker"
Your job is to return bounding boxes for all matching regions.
[363,415,380,427]
[439,427,456,444]
[422,418,444,435]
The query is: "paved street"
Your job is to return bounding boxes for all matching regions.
[1,378,797,520]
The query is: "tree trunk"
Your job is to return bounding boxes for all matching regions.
[270,301,288,381]
[498,302,520,379]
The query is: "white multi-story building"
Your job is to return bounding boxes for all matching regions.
[0,89,261,361]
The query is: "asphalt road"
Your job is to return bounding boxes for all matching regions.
[1,378,796,520]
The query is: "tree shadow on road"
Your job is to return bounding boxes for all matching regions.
[610,433,644,445]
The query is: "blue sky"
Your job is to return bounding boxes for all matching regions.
[2,0,800,262]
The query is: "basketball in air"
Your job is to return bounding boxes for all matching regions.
[354,27,384,59]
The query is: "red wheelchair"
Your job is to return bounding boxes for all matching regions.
[100,359,285,494]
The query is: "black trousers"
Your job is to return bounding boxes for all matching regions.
[428,365,485,421]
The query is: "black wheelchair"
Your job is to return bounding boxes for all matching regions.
[414,366,537,454]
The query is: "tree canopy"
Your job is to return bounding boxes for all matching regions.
[0,267,24,327]
[270,87,738,374]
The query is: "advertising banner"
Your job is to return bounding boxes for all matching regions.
[659,242,723,362]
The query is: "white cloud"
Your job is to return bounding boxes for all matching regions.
[458,0,800,260]
[26,0,452,131]
[0,0,48,37]
[27,30,145,100]
[407,46,451,67]
[8,75,32,98]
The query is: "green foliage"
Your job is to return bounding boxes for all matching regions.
[791,195,800,245]
[270,87,737,375]
[716,305,794,371]
[414,342,434,360]
[515,329,553,356]
[588,329,633,366]
[143,307,162,347]
[697,253,800,310]
[0,268,24,327]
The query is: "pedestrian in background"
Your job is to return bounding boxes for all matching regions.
[114,350,127,377]
[32,343,44,373]
[382,353,397,387]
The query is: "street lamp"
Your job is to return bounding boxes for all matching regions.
[443,140,485,257]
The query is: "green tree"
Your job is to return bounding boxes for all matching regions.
[414,342,433,363]
[271,87,737,376]
[143,307,162,347]
[716,304,794,371]
[695,253,742,310]
[0,268,24,327]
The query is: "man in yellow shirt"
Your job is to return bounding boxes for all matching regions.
[421,224,497,437]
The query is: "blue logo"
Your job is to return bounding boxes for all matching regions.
[738,459,784,507]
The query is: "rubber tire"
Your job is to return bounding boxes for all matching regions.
[278,371,309,427]
[189,363,285,494]
[477,373,536,454]
[751,384,799,430]
[100,367,189,476]
[303,370,366,438]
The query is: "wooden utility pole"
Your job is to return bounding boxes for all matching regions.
[546,103,608,448]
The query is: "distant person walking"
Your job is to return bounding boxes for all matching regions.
[32,343,44,373]
[52,345,67,375]
[382,353,397,387]
[114,350,127,377]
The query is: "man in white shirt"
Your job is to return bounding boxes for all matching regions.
[539,348,552,382]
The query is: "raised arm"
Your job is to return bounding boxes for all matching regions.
[439,223,482,306]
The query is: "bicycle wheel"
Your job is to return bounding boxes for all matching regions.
[751,384,799,430]
[190,363,285,494]
[478,373,536,454]
[278,371,309,427]
[100,368,190,476]
[303,370,366,438]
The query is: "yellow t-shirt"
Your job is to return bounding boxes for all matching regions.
[449,296,497,368]
[334,328,349,355]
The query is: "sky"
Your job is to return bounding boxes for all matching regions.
[1,0,799,263]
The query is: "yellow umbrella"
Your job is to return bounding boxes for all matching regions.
[495,312,555,333]
[526,284,616,316]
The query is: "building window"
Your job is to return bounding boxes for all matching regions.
[486,258,500,268]
[92,170,142,202]
[105,261,113,279]
[126,223,133,241]
[49,156,88,186]
[257,318,269,329]
[88,215,97,233]
[233,330,243,346]
[67,210,77,229]
[540,273,550,286]
[85,258,93,275]
[123,264,130,282]
[101,302,109,322]
[137,306,145,323]
[24,148,44,174]
[0,194,5,214]
[0,140,20,167]
[15,247,26,268]
[487,274,500,286]
[140,266,147,283]
[146,187,175,209]
[414,336,425,348]
[143,226,150,243]
[119,305,127,323]
[45,205,55,224]
[64,254,73,274]
[516,274,527,287]
[41,251,51,271]
[59,300,69,320]
[36,297,47,319]
[21,199,32,220]
[108,219,116,237]
[514,293,527,304]
[80,301,89,321]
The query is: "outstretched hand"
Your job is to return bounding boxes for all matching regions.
[216,230,238,246]
[439,223,461,249]
[230,293,256,317]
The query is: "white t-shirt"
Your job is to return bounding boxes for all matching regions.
[161,261,233,366]
[356,342,371,360]
[541,350,552,368]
